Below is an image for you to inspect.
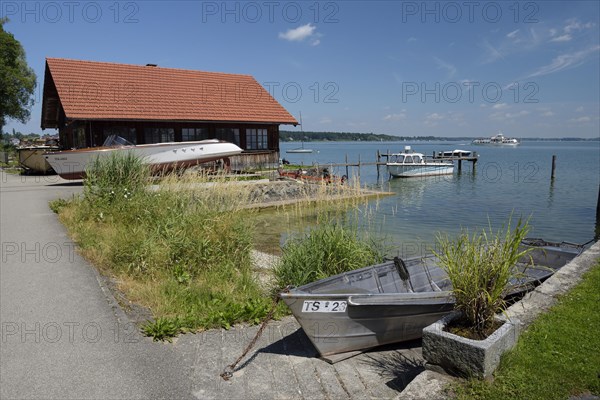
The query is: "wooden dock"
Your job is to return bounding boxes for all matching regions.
[286,149,480,179]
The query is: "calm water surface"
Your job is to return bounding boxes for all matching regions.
[277,140,599,256]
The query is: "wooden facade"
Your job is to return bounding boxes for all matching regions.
[41,58,298,170]
[58,120,282,168]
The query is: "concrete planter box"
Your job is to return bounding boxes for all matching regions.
[422,311,520,379]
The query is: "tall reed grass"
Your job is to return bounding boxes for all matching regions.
[273,217,387,289]
[433,218,532,337]
[56,153,274,337]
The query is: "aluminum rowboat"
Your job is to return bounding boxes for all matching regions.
[279,239,583,360]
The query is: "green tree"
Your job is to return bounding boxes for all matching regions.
[0,18,37,132]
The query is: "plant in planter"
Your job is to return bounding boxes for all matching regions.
[423,218,533,378]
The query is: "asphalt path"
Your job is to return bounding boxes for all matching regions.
[0,172,194,399]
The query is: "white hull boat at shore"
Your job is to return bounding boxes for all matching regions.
[386,146,454,178]
[17,145,60,173]
[280,239,583,361]
[44,135,243,180]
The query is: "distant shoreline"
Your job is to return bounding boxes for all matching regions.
[280,131,599,142]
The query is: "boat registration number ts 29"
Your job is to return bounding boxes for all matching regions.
[302,300,347,313]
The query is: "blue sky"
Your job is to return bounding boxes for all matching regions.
[3,0,599,138]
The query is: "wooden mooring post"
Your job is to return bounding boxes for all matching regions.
[551,155,557,180]
[345,154,349,178]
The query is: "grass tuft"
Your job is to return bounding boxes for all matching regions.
[433,218,531,338]
[273,218,386,289]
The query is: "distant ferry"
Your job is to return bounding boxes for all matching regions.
[472,132,520,146]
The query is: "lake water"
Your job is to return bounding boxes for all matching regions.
[279,140,600,257]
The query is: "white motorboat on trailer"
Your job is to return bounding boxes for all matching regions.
[44,135,243,180]
[386,146,454,178]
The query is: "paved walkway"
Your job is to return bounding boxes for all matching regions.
[1,172,193,399]
[176,317,423,399]
[1,171,419,399]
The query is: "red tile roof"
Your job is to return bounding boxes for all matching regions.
[44,58,298,125]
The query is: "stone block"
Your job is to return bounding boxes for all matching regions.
[422,312,520,379]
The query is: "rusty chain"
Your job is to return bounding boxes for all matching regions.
[220,287,290,381]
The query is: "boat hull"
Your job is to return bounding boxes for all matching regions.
[286,149,313,154]
[17,146,59,173]
[282,293,453,356]
[387,163,454,178]
[280,241,581,358]
[44,140,242,179]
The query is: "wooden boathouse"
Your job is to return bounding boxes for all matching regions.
[40,58,298,169]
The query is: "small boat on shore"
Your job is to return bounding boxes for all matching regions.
[387,146,454,178]
[278,167,347,184]
[44,135,243,180]
[279,239,583,360]
[17,144,60,174]
[472,132,520,146]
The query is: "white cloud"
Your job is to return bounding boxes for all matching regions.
[490,110,530,120]
[407,37,417,43]
[564,18,595,33]
[433,57,457,78]
[506,29,520,39]
[505,110,530,118]
[383,113,407,121]
[481,39,504,63]
[492,103,509,110]
[319,117,332,124]
[550,34,572,43]
[541,111,554,117]
[576,106,585,112]
[570,116,592,123]
[423,112,445,127]
[530,28,539,45]
[279,24,320,45]
[426,113,444,120]
[549,18,596,43]
[527,45,600,78]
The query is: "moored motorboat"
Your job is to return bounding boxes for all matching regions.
[387,146,454,178]
[44,135,243,180]
[279,239,583,360]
